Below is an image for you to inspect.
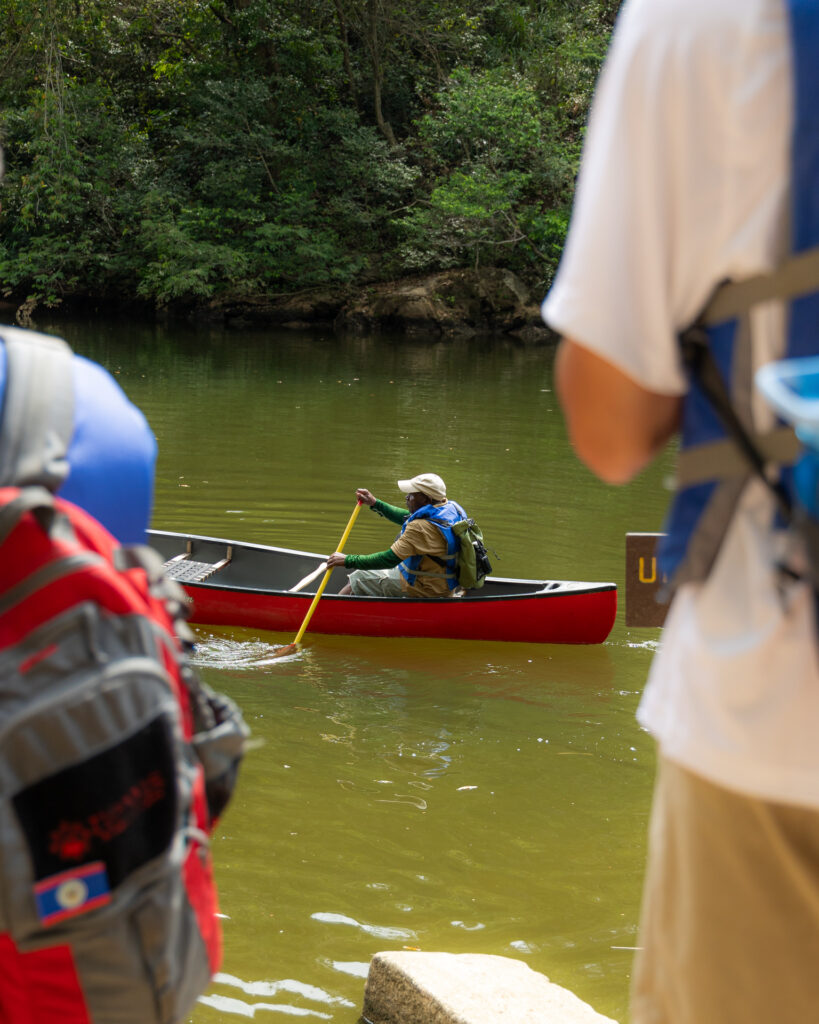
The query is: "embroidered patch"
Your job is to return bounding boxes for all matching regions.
[13,715,177,891]
[34,861,111,926]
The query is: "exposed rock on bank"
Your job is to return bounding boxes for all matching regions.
[210,268,552,342]
[362,951,619,1024]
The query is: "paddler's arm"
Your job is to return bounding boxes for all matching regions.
[371,499,408,525]
[555,338,682,485]
[353,487,407,525]
[327,549,401,570]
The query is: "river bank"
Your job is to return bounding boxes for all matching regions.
[4,267,554,344]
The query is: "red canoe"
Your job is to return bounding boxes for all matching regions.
[148,530,617,645]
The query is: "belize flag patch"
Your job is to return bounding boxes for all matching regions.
[34,860,111,926]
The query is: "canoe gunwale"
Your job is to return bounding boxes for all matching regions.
[178,578,617,603]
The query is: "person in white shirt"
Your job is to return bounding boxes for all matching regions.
[542,0,819,1020]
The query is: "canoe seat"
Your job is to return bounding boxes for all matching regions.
[162,544,232,583]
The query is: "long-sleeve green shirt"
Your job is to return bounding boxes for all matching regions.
[371,499,408,525]
[344,548,401,570]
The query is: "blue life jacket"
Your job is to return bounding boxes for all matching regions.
[398,499,466,590]
[658,0,819,587]
[0,328,156,545]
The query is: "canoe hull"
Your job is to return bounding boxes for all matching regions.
[178,581,616,644]
[148,530,617,645]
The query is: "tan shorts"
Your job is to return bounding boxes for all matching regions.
[631,755,819,1024]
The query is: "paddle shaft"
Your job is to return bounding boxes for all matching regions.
[291,501,362,645]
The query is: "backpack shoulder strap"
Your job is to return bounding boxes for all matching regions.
[0,327,74,491]
[0,485,58,545]
[694,246,819,328]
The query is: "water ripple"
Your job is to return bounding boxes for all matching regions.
[311,911,415,941]
[322,960,371,979]
[190,634,295,669]
[198,972,354,1020]
[625,639,661,652]
[198,994,330,1018]
[374,794,428,811]
[214,974,353,1003]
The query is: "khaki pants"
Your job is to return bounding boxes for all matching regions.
[631,756,819,1024]
[348,567,405,597]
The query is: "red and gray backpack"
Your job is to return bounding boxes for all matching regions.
[0,330,248,1023]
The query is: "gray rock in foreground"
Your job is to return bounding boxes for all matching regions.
[362,951,619,1024]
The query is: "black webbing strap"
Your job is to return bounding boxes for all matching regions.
[679,323,793,522]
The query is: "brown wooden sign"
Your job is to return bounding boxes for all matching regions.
[625,533,670,628]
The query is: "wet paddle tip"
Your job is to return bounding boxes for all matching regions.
[272,642,300,659]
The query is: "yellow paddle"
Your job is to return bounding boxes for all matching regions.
[274,500,363,657]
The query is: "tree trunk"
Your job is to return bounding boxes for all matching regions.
[332,0,356,99]
[365,0,397,147]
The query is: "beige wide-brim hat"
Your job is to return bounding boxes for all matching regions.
[397,473,446,502]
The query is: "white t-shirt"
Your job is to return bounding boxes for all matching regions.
[543,0,819,809]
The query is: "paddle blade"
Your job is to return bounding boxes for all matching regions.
[271,642,299,659]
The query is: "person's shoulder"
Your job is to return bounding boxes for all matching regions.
[605,0,787,131]
[405,516,436,533]
[404,517,445,543]
[616,0,778,50]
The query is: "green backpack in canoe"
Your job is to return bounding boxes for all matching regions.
[453,517,492,589]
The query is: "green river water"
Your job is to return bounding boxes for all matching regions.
[44,317,674,1024]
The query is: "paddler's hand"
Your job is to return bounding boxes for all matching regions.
[327,552,348,568]
[355,488,376,506]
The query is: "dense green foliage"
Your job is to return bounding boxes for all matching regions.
[0,0,618,311]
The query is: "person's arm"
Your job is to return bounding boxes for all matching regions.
[372,499,408,525]
[341,548,401,570]
[555,338,682,485]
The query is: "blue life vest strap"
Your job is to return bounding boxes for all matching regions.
[678,322,792,520]
[397,500,463,590]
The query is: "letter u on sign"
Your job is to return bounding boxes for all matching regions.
[625,533,669,628]
[638,557,657,584]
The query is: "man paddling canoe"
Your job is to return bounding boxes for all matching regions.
[326,473,469,598]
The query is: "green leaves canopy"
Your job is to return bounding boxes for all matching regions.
[0,0,616,309]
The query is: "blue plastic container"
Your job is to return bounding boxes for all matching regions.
[756,355,819,449]
[756,356,819,517]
